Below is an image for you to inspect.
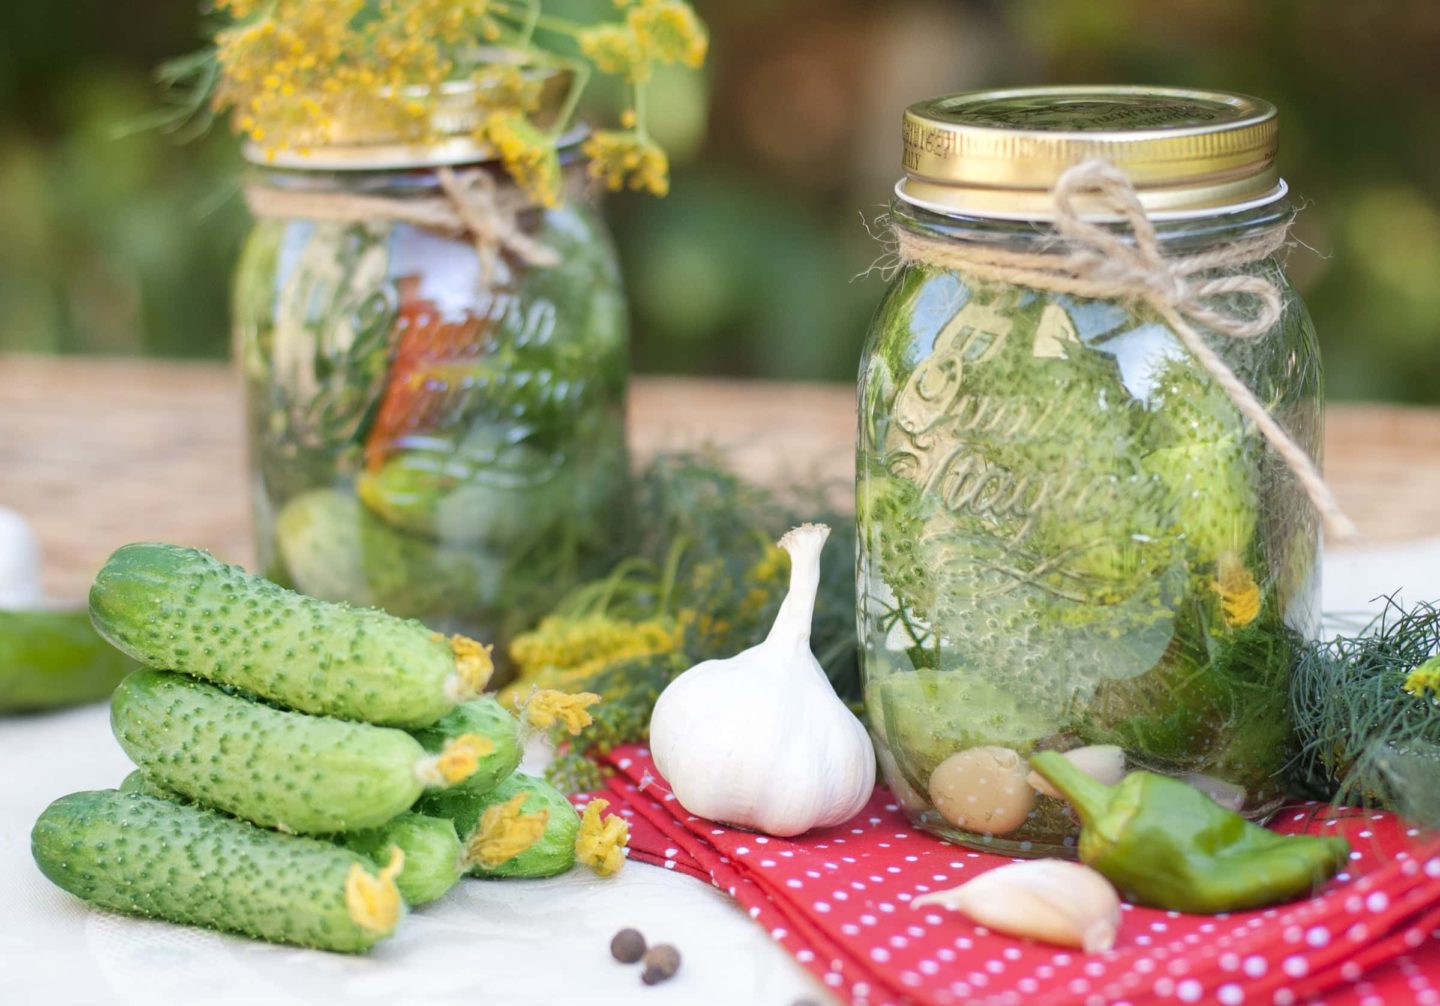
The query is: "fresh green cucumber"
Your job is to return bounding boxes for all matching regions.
[31,790,404,953]
[274,489,504,619]
[337,812,464,906]
[0,608,136,714]
[409,698,522,796]
[112,670,486,833]
[419,771,580,879]
[89,542,493,727]
[119,771,464,906]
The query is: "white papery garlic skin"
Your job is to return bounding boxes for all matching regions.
[648,524,875,838]
[912,859,1121,952]
[0,506,43,609]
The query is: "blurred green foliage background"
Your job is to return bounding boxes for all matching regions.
[1,1,1437,401]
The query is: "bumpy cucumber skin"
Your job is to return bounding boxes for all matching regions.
[0,608,136,714]
[32,790,401,953]
[119,772,463,906]
[89,542,464,727]
[409,698,521,796]
[112,669,429,834]
[419,771,580,879]
[338,813,463,906]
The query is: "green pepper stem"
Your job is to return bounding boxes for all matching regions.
[1029,750,1113,825]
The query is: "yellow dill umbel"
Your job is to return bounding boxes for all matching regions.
[1404,657,1440,702]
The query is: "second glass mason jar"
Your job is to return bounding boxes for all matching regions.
[233,89,628,670]
[858,87,1322,856]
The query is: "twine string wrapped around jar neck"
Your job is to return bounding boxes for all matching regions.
[243,166,560,283]
[892,158,1357,540]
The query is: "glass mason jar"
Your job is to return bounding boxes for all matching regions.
[232,105,627,671]
[857,87,1322,856]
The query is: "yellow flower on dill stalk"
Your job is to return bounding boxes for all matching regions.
[575,798,629,876]
[578,24,651,82]
[582,130,669,196]
[626,0,708,68]
[505,614,682,704]
[1404,657,1440,702]
[479,112,563,206]
[522,689,602,735]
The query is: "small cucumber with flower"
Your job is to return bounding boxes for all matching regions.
[420,772,581,878]
[408,697,523,796]
[31,790,405,953]
[120,771,465,906]
[419,770,630,878]
[89,542,494,727]
[112,669,492,833]
[336,812,464,906]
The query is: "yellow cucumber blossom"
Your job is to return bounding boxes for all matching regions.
[343,847,405,934]
[575,798,629,876]
[1404,657,1440,702]
[581,131,669,196]
[467,793,550,869]
[522,689,602,735]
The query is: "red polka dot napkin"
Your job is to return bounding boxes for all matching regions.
[576,744,1440,1006]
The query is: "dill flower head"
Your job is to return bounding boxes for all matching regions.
[201,0,706,198]
[582,130,670,196]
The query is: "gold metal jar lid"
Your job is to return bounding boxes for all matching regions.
[899,85,1283,219]
[243,56,573,171]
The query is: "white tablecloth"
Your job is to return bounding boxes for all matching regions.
[5,538,1439,1006]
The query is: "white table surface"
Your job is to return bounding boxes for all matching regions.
[4,538,1439,1006]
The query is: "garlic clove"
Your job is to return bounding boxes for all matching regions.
[1176,771,1247,812]
[912,859,1121,952]
[0,506,43,609]
[928,746,1036,835]
[1027,744,1126,799]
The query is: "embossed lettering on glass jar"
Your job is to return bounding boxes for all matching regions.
[233,110,627,673]
[857,87,1324,856]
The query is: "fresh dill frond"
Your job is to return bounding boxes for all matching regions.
[507,451,860,793]
[1289,596,1440,824]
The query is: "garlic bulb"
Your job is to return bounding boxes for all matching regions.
[912,859,1121,952]
[648,523,875,837]
[0,506,42,609]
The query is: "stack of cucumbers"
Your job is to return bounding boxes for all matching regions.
[31,542,601,954]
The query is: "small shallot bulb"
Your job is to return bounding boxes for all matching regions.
[928,746,1035,835]
[1027,745,1126,799]
[912,859,1121,952]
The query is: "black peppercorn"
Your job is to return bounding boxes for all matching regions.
[640,943,681,984]
[610,928,647,964]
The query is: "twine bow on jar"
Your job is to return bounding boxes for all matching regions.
[244,166,560,284]
[892,158,1357,539]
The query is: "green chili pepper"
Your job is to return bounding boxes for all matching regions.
[1030,750,1350,914]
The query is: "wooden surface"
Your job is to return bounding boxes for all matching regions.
[1,353,1437,600]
